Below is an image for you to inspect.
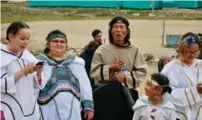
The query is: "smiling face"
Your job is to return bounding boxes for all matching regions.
[111,21,128,43]
[145,82,155,97]
[145,80,163,99]
[178,33,201,64]
[183,44,200,63]
[9,28,31,52]
[48,38,67,56]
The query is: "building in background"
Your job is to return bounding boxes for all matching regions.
[28,0,202,9]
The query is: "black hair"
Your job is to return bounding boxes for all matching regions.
[92,29,102,38]
[44,29,67,54]
[151,73,171,94]
[198,33,202,37]
[108,16,130,44]
[6,21,30,41]
[86,41,99,53]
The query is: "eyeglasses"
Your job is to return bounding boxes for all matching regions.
[50,40,66,44]
[186,50,200,56]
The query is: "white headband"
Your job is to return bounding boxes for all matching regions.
[147,76,168,87]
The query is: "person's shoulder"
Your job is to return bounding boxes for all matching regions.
[166,59,178,65]
[162,100,175,111]
[0,43,7,49]
[163,59,179,69]
[133,95,149,110]
[71,54,85,66]
[196,59,202,66]
[94,43,111,53]
[0,44,8,54]
[99,43,111,48]
[22,49,39,63]
[129,44,140,52]
[36,54,47,61]
[160,59,179,75]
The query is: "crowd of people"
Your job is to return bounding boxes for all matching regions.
[1,16,202,120]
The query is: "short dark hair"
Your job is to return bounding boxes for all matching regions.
[86,41,99,53]
[6,21,30,41]
[151,73,171,94]
[108,16,130,44]
[198,33,202,37]
[92,29,102,38]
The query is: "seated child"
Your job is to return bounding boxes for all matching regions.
[132,73,176,120]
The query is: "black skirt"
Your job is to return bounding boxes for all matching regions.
[92,81,138,120]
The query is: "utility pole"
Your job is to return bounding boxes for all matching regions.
[152,0,154,14]
[149,0,155,16]
[162,16,166,46]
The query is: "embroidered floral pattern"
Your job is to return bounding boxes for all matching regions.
[184,36,195,46]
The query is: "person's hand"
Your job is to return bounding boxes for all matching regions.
[84,110,94,120]
[22,64,36,74]
[113,72,125,83]
[109,60,124,70]
[197,83,202,94]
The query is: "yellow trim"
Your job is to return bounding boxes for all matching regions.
[181,68,193,86]
[195,62,198,68]
[176,111,187,120]
[181,67,200,86]
[196,67,199,84]
[196,105,202,120]
[184,89,192,109]
[189,88,196,104]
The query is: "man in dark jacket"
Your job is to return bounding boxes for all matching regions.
[80,29,102,88]
[198,33,202,59]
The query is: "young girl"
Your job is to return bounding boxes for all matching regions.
[1,21,49,120]
[132,73,176,120]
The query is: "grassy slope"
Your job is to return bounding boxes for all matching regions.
[1,2,202,23]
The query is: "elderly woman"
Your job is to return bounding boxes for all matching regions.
[36,29,94,120]
[1,21,48,120]
[161,32,202,120]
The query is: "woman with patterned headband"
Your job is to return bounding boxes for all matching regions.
[132,73,176,120]
[161,32,202,120]
[36,29,94,120]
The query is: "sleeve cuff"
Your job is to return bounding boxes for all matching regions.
[124,71,135,89]
[82,100,94,111]
[34,74,43,89]
[102,65,110,81]
[192,86,202,102]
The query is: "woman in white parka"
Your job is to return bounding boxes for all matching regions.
[1,21,49,120]
[161,32,202,120]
